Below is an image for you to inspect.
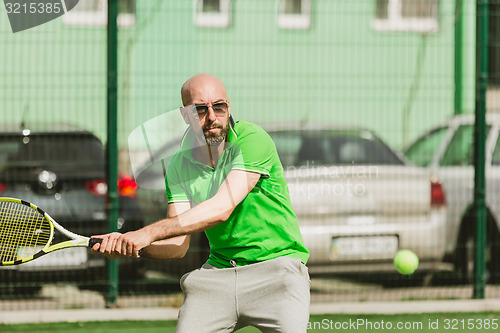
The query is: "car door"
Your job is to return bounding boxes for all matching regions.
[486,125,500,233]
[434,124,493,254]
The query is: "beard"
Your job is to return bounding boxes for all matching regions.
[203,119,229,145]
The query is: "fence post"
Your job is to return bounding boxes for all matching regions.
[106,0,119,306]
[454,0,464,114]
[474,0,488,300]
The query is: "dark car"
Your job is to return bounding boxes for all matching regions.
[0,124,144,293]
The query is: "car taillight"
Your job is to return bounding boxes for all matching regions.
[86,180,108,196]
[85,176,137,198]
[0,183,6,194]
[431,178,446,208]
[118,175,138,198]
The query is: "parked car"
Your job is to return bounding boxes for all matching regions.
[0,124,144,292]
[267,124,448,275]
[404,114,500,282]
[130,116,447,277]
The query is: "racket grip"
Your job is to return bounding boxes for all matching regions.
[88,238,103,247]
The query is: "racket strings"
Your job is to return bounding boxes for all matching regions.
[0,201,52,263]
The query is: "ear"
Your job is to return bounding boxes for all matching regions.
[179,107,190,125]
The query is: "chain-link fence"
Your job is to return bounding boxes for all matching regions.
[1,0,500,312]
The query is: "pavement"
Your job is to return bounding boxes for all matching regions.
[2,299,500,324]
[2,277,500,324]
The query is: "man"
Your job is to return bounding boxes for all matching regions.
[93,73,310,332]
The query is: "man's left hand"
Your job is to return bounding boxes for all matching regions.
[114,229,154,258]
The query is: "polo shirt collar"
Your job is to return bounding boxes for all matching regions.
[227,116,238,142]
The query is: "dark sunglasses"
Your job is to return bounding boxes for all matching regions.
[194,100,229,118]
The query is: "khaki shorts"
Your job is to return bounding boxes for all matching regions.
[175,256,311,333]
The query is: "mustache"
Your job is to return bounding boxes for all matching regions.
[203,122,223,131]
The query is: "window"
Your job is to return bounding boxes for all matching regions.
[278,0,311,30]
[440,125,491,167]
[1,134,105,171]
[492,134,500,166]
[404,126,447,167]
[270,130,403,168]
[490,1,500,86]
[63,0,135,28]
[373,0,439,33]
[194,0,231,28]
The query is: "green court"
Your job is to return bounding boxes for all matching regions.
[1,313,500,333]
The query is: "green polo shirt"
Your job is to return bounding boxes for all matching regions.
[165,120,309,268]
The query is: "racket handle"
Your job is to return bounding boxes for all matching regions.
[88,238,103,247]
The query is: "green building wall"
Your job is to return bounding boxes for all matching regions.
[1,1,476,155]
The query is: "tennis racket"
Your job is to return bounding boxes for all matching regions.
[0,197,102,266]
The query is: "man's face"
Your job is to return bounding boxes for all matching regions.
[195,100,230,144]
[186,78,230,145]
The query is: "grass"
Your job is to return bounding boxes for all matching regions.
[1,313,500,333]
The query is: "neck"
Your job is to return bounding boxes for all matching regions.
[206,142,226,168]
[192,141,225,168]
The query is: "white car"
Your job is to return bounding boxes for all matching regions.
[132,117,448,277]
[267,125,447,275]
[405,114,500,282]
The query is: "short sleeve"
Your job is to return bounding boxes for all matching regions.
[229,123,275,178]
[165,153,190,203]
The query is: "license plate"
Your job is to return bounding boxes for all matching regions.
[18,247,88,267]
[331,236,398,259]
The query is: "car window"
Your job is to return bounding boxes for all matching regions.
[0,134,104,170]
[491,134,500,166]
[404,126,448,167]
[269,135,302,167]
[270,130,404,167]
[440,124,491,166]
[0,141,19,169]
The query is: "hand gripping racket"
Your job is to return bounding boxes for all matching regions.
[0,197,102,266]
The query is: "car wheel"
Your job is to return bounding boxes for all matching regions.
[455,220,500,284]
[455,231,475,284]
[487,222,500,284]
[0,270,43,298]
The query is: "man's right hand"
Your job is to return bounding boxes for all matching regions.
[90,232,124,260]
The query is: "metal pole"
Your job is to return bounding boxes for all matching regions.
[107,0,120,306]
[454,0,464,114]
[473,0,488,299]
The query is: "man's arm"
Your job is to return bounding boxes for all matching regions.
[92,201,192,260]
[139,202,191,259]
[114,169,261,257]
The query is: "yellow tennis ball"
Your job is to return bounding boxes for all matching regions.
[394,250,419,275]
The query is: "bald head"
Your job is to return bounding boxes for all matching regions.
[180,74,231,145]
[181,74,227,106]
